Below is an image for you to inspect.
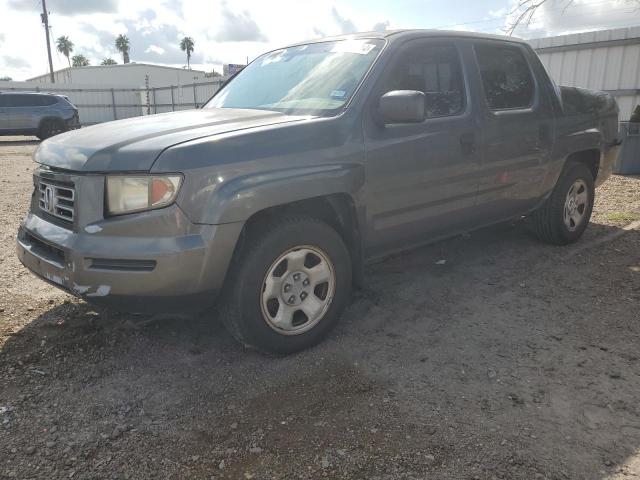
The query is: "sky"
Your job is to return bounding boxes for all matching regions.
[0,0,639,80]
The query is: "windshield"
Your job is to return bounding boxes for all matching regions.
[205,39,385,116]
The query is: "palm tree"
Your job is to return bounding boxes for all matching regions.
[71,54,90,67]
[115,34,130,64]
[56,36,74,68]
[101,58,117,65]
[180,36,195,69]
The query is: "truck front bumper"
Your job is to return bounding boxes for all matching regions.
[16,209,243,313]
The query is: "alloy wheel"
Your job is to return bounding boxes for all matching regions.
[563,178,589,231]
[260,245,336,335]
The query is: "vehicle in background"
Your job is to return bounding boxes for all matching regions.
[0,92,80,140]
[17,30,620,354]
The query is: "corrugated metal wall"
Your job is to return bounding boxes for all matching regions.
[530,26,640,120]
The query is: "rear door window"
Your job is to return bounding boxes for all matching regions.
[4,94,42,107]
[0,95,23,107]
[474,44,535,110]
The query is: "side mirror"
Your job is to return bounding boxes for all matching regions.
[379,90,425,124]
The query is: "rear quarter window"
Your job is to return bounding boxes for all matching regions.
[38,96,58,106]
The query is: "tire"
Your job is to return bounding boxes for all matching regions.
[532,162,595,245]
[219,215,352,354]
[37,119,66,140]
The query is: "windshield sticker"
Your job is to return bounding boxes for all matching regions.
[331,90,347,98]
[262,50,286,65]
[331,40,377,55]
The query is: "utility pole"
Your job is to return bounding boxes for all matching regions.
[40,0,55,83]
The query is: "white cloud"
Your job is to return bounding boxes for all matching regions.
[331,6,357,34]
[488,8,507,18]
[372,20,391,32]
[145,45,165,55]
[1,0,386,79]
[7,0,118,15]
[213,1,267,42]
[3,0,637,81]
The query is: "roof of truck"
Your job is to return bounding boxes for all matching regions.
[287,29,528,47]
[0,91,65,97]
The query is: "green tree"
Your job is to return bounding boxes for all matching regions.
[101,58,117,65]
[56,36,74,68]
[71,54,90,67]
[115,34,130,64]
[180,36,195,69]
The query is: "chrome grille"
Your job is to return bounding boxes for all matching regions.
[38,180,75,222]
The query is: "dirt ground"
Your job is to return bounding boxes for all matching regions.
[1,136,639,480]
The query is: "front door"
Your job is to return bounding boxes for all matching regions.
[363,38,480,257]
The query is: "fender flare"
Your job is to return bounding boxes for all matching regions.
[196,163,365,225]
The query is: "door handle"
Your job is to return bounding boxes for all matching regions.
[460,132,476,155]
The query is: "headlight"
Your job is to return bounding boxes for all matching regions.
[106,175,182,215]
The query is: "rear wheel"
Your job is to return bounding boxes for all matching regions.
[532,162,595,245]
[37,119,66,140]
[220,215,352,354]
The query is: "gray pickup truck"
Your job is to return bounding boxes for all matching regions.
[17,30,620,353]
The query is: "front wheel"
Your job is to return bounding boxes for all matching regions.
[219,215,352,354]
[532,162,595,245]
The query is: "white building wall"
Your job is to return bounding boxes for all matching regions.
[529,26,640,120]
[27,64,209,88]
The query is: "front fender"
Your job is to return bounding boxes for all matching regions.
[188,163,365,224]
[154,114,366,225]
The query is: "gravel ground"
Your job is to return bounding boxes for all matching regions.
[1,136,639,480]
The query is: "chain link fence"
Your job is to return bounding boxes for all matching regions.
[0,79,225,125]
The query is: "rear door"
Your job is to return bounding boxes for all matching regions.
[0,94,10,131]
[363,38,481,257]
[471,41,555,220]
[6,94,33,130]
[7,94,48,131]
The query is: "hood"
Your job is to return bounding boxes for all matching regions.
[35,108,309,172]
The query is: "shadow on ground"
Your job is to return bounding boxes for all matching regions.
[0,138,40,147]
[1,220,639,479]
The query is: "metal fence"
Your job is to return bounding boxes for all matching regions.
[0,79,225,125]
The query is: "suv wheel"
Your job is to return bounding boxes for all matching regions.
[220,215,352,354]
[37,119,66,140]
[532,162,595,245]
